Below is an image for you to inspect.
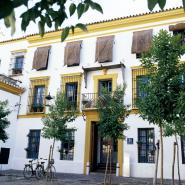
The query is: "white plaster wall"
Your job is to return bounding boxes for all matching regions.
[0,90,20,169]
[0,14,185,178]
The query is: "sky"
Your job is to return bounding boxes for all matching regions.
[0,0,183,41]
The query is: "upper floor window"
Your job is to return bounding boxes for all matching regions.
[98,79,112,96]
[60,130,75,160]
[132,67,148,108]
[61,73,82,111]
[131,29,153,59]
[64,41,82,67]
[32,46,51,71]
[26,130,41,159]
[28,77,49,114]
[138,128,155,163]
[169,23,185,43]
[181,137,185,164]
[95,35,114,63]
[66,82,78,109]
[10,50,26,76]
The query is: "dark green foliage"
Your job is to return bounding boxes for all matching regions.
[42,92,77,141]
[137,30,185,136]
[96,85,129,140]
[0,0,103,41]
[0,100,10,143]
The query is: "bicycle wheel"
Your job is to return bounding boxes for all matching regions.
[23,165,33,179]
[46,165,56,180]
[35,165,44,180]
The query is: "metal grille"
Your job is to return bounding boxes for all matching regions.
[60,130,75,160]
[181,137,185,164]
[26,130,41,159]
[138,128,155,163]
[61,75,81,111]
[27,79,48,113]
[132,68,147,108]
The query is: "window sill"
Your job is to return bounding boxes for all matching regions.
[9,74,23,77]
[17,113,45,118]
[130,108,139,114]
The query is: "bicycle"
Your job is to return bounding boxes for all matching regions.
[35,158,56,180]
[23,159,40,179]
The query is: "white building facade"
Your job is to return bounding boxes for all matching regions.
[0,7,185,179]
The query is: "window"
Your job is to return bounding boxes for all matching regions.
[60,130,75,160]
[31,85,45,112]
[12,56,24,75]
[61,73,82,111]
[26,130,41,159]
[138,128,155,163]
[181,137,185,164]
[98,79,112,96]
[66,82,78,109]
[173,30,185,43]
[132,68,148,108]
[28,77,49,113]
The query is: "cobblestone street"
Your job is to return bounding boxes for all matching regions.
[0,171,185,185]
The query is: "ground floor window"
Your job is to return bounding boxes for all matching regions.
[60,130,75,160]
[138,128,155,163]
[181,137,185,164]
[26,130,41,159]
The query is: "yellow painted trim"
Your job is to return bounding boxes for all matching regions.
[25,8,185,45]
[17,113,45,118]
[93,73,118,94]
[83,110,123,176]
[30,76,50,81]
[61,73,82,111]
[0,81,24,95]
[27,76,50,114]
[11,49,27,53]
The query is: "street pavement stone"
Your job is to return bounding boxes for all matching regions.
[0,170,185,185]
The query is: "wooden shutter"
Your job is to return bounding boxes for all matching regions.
[95,35,114,63]
[131,29,153,54]
[64,41,82,67]
[169,23,185,31]
[32,46,51,70]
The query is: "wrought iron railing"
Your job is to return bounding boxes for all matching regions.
[82,93,99,109]
[0,74,22,87]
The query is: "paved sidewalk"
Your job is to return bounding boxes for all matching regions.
[0,170,184,185]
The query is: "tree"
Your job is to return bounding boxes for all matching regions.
[136,30,185,185]
[96,85,129,185]
[42,91,77,159]
[0,100,10,143]
[0,0,185,41]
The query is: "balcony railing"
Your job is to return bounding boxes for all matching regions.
[0,74,22,87]
[82,93,99,109]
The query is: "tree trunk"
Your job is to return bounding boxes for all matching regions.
[160,127,164,185]
[46,145,52,181]
[51,138,55,159]
[104,144,110,185]
[108,139,112,185]
[153,140,160,185]
[175,135,181,185]
[172,142,176,185]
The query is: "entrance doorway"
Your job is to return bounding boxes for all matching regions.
[91,122,117,173]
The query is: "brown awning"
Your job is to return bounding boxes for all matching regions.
[32,46,51,70]
[95,35,114,63]
[169,23,185,31]
[131,29,153,54]
[64,41,82,67]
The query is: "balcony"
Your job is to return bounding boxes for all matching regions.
[0,74,22,87]
[82,93,99,110]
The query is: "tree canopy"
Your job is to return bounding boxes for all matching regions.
[0,0,185,41]
[0,100,10,143]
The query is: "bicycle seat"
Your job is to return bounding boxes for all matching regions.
[29,160,33,163]
[41,162,45,164]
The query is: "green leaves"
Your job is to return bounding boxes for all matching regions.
[77,3,85,19]
[76,23,87,32]
[69,3,76,16]
[38,21,45,37]
[183,0,185,10]
[147,0,166,11]
[61,27,70,42]
[4,11,16,35]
